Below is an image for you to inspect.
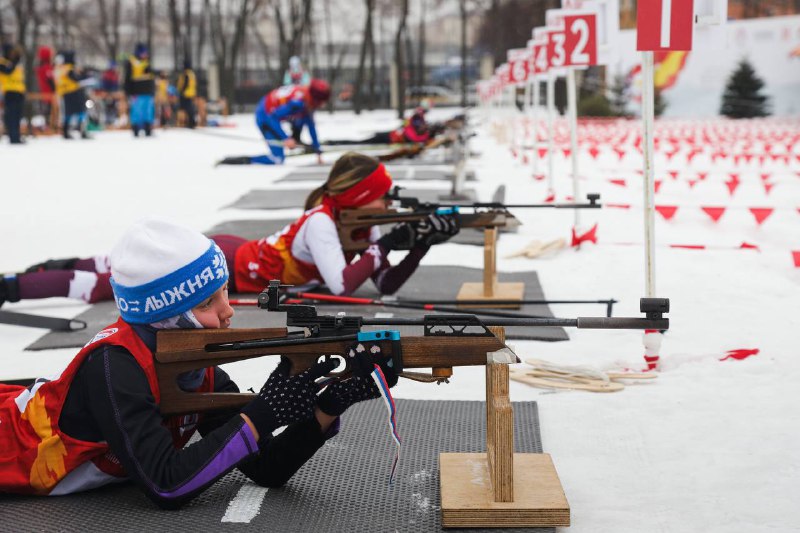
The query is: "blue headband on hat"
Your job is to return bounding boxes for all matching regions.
[110,242,228,324]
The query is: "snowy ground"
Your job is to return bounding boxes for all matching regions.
[2,109,799,532]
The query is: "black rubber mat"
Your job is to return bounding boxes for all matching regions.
[26,267,568,350]
[206,216,487,247]
[277,165,476,183]
[224,187,477,210]
[0,400,552,533]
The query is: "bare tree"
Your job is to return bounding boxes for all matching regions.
[206,0,262,106]
[416,0,426,88]
[352,0,375,114]
[97,0,121,62]
[11,0,43,88]
[168,0,182,69]
[459,0,467,107]
[249,18,278,85]
[272,0,313,74]
[394,0,409,118]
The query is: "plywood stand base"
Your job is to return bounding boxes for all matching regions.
[440,453,570,528]
[439,331,570,528]
[456,227,525,308]
[457,281,525,308]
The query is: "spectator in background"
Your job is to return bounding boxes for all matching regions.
[155,71,171,127]
[55,50,90,140]
[283,55,311,86]
[124,42,155,137]
[100,60,120,126]
[0,43,26,144]
[176,58,197,129]
[35,46,55,125]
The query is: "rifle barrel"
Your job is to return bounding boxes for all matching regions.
[358,316,668,330]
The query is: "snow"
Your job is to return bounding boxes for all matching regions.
[2,108,799,532]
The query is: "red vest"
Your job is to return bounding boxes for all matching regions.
[0,319,213,495]
[234,205,338,293]
[264,84,309,118]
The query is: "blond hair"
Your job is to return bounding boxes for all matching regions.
[304,152,381,211]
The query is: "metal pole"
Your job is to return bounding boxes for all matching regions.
[532,73,540,178]
[566,68,581,229]
[641,51,656,297]
[546,71,556,195]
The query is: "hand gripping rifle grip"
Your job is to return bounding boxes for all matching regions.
[357,330,403,375]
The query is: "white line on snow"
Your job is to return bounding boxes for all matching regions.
[221,484,268,523]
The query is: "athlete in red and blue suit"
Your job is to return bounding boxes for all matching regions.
[216,79,331,166]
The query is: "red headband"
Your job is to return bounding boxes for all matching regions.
[327,163,393,208]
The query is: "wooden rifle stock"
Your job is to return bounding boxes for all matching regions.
[155,326,509,416]
[337,208,520,252]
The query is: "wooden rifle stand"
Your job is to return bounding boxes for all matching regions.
[440,329,570,528]
[456,226,525,308]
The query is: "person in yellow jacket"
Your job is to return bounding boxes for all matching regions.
[54,50,90,140]
[124,43,156,137]
[176,58,197,129]
[0,43,26,144]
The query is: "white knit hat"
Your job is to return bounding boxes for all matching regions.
[109,217,228,324]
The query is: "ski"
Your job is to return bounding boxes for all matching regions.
[0,310,87,331]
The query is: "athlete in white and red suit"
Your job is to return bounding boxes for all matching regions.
[0,218,355,509]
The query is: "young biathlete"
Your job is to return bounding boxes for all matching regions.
[0,218,396,508]
[216,79,331,166]
[0,152,459,308]
[323,104,431,146]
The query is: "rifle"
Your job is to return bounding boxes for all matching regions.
[337,188,602,252]
[154,280,670,416]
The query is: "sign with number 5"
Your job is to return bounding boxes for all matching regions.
[563,14,598,66]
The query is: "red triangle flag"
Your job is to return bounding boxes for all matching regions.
[740,242,760,251]
[687,180,698,189]
[793,251,800,268]
[725,180,740,196]
[763,182,775,195]
[697,172,708,181]
[614,147,626,161]
[544,191,555,203]
[701,207,726,222]
[668,170,679,180]
[537,148,548,159]
[654,180,663,194]
[609,179,626,187]
[729,173,740,183]
[655,205,678,220]
[532,173,545,181]
[562,148,572,158]
[571,223,598,247]
[759,173,771,182]
[588,146,600,159]
[749,208,774,225]
[720,348,760,362]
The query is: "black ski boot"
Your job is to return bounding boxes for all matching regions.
[63,122,72,140]
[132,126,140,137]
[0,276,21,308]
[25,257,80,273]
[144,124,152,137]
[216,156,253,166]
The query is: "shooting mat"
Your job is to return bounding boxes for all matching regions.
[0,400,552,533]
[26,267,568,350]
[277,165,476,183]
[224,187,477,210]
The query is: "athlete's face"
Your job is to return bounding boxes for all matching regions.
[192,283,234,329]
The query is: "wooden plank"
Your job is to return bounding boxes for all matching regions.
[440,453,570,528]
[457,281,525,309]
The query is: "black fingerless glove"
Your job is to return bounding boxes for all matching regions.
[412,213,460,249]
[376,223,415,251]
[316,341,399,416]
[241,357,336,437]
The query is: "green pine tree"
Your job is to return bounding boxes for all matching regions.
[720,59,771,118]
[609,73,631,117]
[654,88,667,117]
